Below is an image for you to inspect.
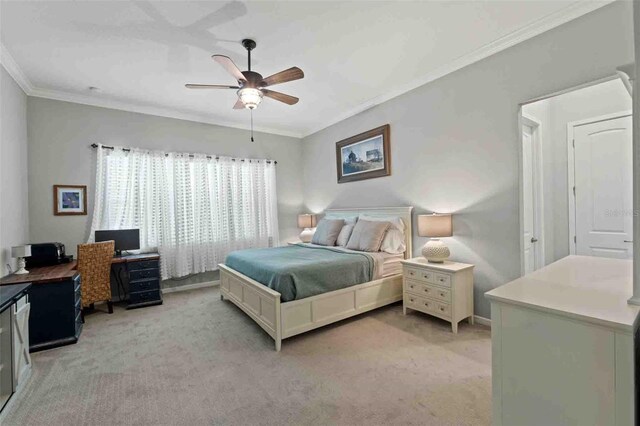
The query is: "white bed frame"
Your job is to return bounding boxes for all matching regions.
[219,207,413,351]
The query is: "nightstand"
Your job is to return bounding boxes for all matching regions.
[401,257,474,333]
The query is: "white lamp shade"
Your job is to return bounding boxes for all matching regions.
[418,214,452,238]
[11,245,31,258]
[298,214,317,228]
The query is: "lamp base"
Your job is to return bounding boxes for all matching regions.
[15,257,29,274]
[299,228,316,243]
[422,239,450,263]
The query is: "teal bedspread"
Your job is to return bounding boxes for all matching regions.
[224,244,375,302]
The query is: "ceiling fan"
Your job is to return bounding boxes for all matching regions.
[186,39,304,140]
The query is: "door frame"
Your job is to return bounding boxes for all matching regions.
[567,110,632,255]
[519,112,545,275]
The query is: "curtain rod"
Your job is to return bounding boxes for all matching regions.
[90,143,277,164]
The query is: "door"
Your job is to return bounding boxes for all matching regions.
[573,115,633,258]
[522,120,543,274]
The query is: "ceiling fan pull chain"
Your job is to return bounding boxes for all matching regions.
[251,109,255,142]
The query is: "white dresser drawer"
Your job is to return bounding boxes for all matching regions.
[434,273,451,288]
[404,293,438,314]
[404,267,437,285]
[405,279,451,302]
[404,293,451,319]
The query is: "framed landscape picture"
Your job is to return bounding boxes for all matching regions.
[54,185,87,215]
[336,124,390,183]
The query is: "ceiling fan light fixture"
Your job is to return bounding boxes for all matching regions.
[238,87,263,109]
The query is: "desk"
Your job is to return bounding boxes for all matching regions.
[0,262,81,352]
[110,253,162,309]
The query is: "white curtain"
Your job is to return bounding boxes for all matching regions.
[89,144,279,279]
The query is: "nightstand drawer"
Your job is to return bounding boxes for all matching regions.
[404,267,437,284]
[405,293,438,314]
[405,294,451,319]
[434,273,451,288]
[405,279,451,302]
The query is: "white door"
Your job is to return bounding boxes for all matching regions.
[574,115,633,258]
[522,123,541,274]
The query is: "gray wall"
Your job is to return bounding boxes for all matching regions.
[300,1,634,318]
[524,78,631,266]
[1,66,29,276]
[27,98,304,265]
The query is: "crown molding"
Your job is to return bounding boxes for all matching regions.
[0,0,614,140]
[0,44,34,94]
[300,0,615,137]
[0,43,302,138]
[27,86,303,138]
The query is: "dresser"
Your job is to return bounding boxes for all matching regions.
[0,263,82,352]
[486,256,638,426]
[401,258,474,333]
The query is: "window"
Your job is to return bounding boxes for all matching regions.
[89,145,279,279]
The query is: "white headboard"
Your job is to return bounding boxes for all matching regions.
[323,206,414,259]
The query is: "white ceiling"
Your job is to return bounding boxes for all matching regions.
[0,1,611,138]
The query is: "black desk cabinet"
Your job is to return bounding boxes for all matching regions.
[29,274,82,352]
[127,258,162,309]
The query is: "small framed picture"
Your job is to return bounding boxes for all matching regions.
[336,124,391,183]
[54,185,87,216]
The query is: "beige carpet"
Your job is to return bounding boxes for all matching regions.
[3,287,491,425]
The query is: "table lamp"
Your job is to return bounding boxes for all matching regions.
[11,245,31,274]
[418,214,452,263]
[297,214,317,243]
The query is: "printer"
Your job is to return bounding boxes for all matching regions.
[26,242,73,268]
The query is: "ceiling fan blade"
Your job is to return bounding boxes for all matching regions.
[233,99,245,109]
[261,67,304,87]
[185,84,239,89]
[212,55,246,83]
[262,89,299,105]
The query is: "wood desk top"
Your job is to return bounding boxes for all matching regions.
[0,253,159,286]
[0,261,78,285]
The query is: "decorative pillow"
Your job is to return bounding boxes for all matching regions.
[311,218,345,246]
[346,219,391,252]
[358,214,406,254]
[336,224,355,247]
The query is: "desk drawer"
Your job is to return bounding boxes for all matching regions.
[130,279,160,293]
[129,268,159,281]
[129,289,161,305]
[128,260,159,271]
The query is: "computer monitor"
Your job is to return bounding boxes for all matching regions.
[95,229,140,256]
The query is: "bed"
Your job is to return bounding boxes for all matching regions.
[219,206,413,351]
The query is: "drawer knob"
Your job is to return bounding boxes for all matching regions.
[440,307,445,311]
[409,271,415,275]
[440,292,445,297]
[410,298,414,302]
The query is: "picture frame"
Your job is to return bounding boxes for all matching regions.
[336,124,391,183]
[54,185,87,216]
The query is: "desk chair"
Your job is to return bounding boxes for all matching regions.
[77,241,115,314]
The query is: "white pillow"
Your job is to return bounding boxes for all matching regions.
[336,224,355,247]
[358,214,406,254]
[359,214,405,232]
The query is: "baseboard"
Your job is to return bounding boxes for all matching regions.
[161,280,220,294]
[474,315,491,327]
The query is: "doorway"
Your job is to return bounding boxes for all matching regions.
[520,77,632,274]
